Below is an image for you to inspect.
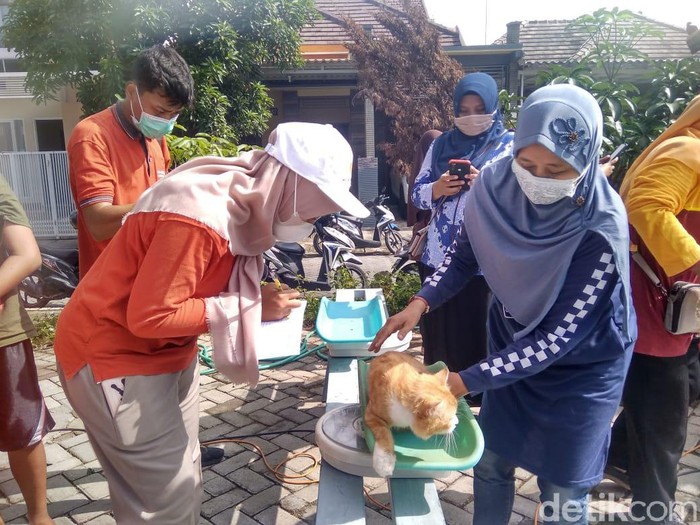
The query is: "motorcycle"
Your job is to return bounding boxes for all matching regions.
[19,237,79,308]
[391,245,420,277]
[19,211,79,308]
[312,194,406,255]
[263,220,368,291]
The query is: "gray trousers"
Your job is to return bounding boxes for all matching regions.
[58,358,202,524]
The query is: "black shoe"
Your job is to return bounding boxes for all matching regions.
[201,446,225,468]
[604,464,631,490]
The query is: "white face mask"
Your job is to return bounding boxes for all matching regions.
[454,112,495,136]
[272,175,315,242]
[512,159,582,205]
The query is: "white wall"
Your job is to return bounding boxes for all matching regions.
[0,87,81,151]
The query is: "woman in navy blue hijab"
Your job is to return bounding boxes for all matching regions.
[373,84,636,524]
[411,72,514,379]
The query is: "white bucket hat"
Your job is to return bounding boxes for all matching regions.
[264,122,370,218]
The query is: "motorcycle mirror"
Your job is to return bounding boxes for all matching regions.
[69,210,78,230]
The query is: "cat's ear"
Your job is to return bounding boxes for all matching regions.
[434,367,449,385]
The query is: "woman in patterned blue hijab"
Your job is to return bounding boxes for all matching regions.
[373,84,636,525]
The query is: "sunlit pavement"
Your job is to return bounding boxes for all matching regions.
[3,221,700,524]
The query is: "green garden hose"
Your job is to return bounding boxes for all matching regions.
[197,330,330,375]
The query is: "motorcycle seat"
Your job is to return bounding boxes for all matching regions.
[274,242,305,256]
[38,239,79,267]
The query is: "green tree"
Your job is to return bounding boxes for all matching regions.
[498,89,522,130]
[4,0,317,141]
[566,7,662,84]
[535,8,698,186]
[343,0,463,174]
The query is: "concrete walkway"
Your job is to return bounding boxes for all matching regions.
[2,331,700,524]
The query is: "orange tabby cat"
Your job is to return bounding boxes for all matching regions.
[365,351,459,477]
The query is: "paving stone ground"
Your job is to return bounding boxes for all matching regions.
[2,330,700,525]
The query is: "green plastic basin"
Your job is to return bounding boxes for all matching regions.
[357,359,484,472]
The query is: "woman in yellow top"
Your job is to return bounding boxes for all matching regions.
[608,95,700,524]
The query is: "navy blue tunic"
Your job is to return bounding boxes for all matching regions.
[417,227,634,488]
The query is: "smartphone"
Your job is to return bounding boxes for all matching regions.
[608,143,628,161]
[448,159,471,180]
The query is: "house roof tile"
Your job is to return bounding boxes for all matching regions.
[300,0,461,48]
[493,15,693,66]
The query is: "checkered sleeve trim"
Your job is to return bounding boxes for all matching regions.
[479,252,615,378]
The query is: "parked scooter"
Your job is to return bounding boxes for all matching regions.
[312,194,406,255]
[19,237,79,308]
[263,220,368,291]
[19,212,79,308]
[390,245,420,277]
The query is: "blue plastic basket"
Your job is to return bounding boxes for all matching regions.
[315,295,387,344]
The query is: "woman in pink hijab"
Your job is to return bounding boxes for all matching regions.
[53,122,369,524]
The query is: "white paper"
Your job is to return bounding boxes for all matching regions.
[101,377,126,417]
[257,300,307,361]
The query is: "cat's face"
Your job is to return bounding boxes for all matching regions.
[410,369,459,440]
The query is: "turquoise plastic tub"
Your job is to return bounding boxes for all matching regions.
[315,295,387,344]
[357,359,484,472]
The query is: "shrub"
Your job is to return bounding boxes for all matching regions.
[369,270,421,315]
[31,314,58,349]
[302,290,323,329]
[166,126,257,167]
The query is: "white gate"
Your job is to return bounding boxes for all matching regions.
[0,151,76,239]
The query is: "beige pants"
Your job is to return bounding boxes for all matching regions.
[58,358,202,524]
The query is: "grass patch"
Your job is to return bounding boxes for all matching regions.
[31,314,58,349]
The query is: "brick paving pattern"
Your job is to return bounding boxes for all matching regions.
[2,332,700,524]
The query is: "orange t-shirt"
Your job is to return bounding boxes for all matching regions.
[67,104,171,278]
[53,212,235,382]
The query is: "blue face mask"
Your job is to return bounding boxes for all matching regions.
[130,88,178,139]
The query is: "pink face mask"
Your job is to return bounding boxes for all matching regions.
[454,112,495,136]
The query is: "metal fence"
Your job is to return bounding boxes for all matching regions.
[0,151,76,239]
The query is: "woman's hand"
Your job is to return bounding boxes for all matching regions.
[599,155,618,179]
[369,299,426,352]
[261,282,302,321]
[432,171,466,199]
[466,165,480,189]
[447,372,469,398]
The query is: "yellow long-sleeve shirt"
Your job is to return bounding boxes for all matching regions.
[625,150,700,278]
[623,131,700,357]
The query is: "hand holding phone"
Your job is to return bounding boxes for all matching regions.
[608,143,628,161]
[599,143,627,178]
[449,159,471,179]
[433,159,472,198]
[448,159,472,192]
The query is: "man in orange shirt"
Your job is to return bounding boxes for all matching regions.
[67,44,226,467]
[68,44,193,278]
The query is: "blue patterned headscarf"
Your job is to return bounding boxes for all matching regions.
[463,84,632,339]
[430,72,508,175]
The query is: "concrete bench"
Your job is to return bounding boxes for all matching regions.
[315,356,446,525]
